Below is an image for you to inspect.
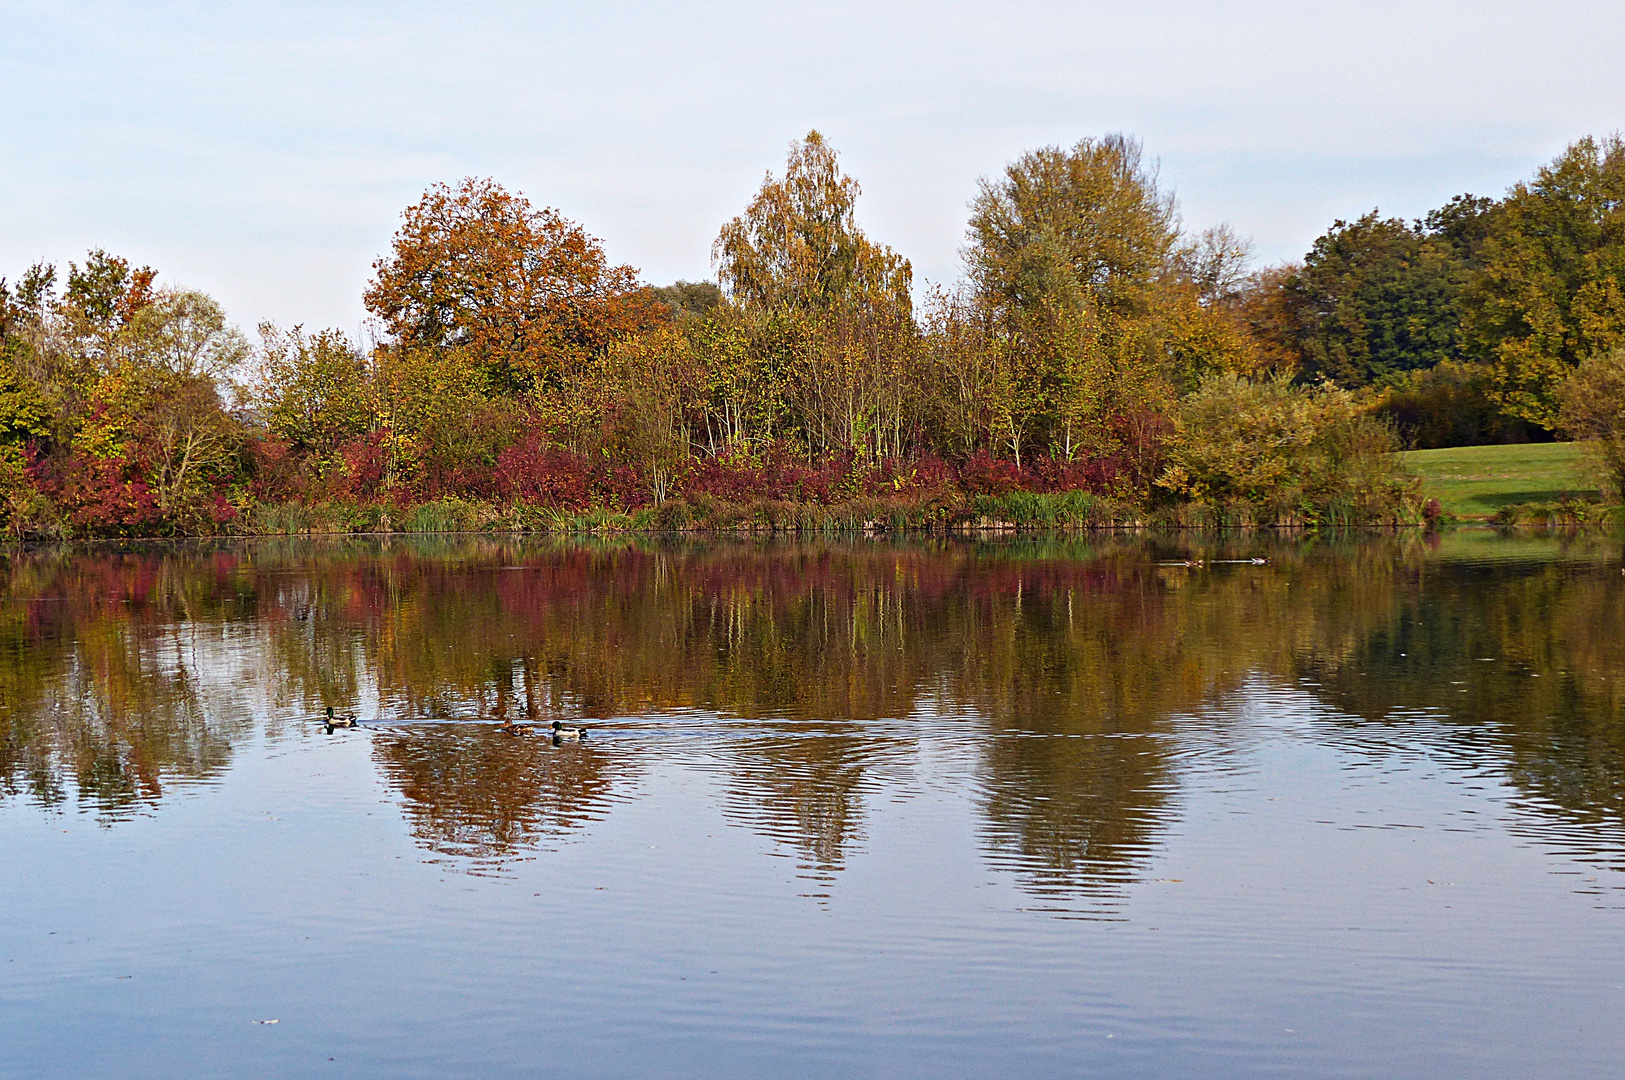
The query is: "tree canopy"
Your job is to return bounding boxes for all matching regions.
[713,131,911,318]
[966,134,1178,319]
[365,178,665,394]
[1462,135,1625,427]
[1291,212,1466,386]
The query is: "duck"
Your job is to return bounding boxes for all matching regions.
[324,706,359,733]
[551,720,587,742]
[496,718,537,737]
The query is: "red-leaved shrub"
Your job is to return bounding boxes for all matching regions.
[495,438,590,509]
[39,453,167,537]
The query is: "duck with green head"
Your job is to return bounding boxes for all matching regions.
[324,706,358,734]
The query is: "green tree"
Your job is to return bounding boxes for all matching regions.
[651,280,723,319]
[690,308,768,456]
[138,375,245,516]
[254,325,372,477]
[966,134,1177,319]
[962,134,1248,477]
[0,336,52,451]
[118,288,249,380]
[1423,194,1496,266]
[0,326,54,536]
[1291,212,1467,387]
[1464,136,1625,427]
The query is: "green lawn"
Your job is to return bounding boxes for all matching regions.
[1399,442,1599,519]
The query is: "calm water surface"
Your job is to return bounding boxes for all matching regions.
[2,533,1623,1078]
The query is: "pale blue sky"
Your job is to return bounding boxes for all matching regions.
[3,1,1621,336]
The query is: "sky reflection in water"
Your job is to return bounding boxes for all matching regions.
[2,533,1623,1078]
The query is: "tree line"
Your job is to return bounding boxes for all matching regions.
[3,131,1624,537]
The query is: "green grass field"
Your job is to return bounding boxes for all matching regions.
[1399,442,1599,519]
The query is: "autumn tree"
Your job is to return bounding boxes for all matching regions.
[365,178,665,400]
[1229,265,1308,378]
[963,134,1248,477]
[602,327,701,503]
[1176,224,1254,307]
[1556,345,1625,497]
[59,249,159,373]
[0,281,55,533]
[713,132,916,461]
[0,252,254,534]
[919,288,1001,458]
[714,132,912,317]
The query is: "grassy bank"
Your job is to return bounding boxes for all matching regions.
[234,488,1422,538]
[1399,442,1599,520]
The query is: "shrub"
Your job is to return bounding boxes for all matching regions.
[0,445,58,539]
[401,497,493,533]
[957,450,1021,496]
[494,437,590,508]
[1158,374,1419,525]
[1373,361,1545,448]
[1556,347,1625,499]
[682,443,857,504]
[652,498,693,531]
[39,452,168,537]
[335,433,388,501]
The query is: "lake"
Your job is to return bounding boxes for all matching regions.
[2,532,1623,1078]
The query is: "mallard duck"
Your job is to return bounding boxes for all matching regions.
[324,706,358,733]
[551,720,587,741]
[496,718,536,736]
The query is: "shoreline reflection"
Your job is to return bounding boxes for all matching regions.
[1,533,1621,900]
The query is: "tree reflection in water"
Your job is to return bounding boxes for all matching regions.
[0,548,255,817]
[1289,532,1625,870]
[719,728,898,894]
[372,726,633,870]
[1,533,1622,901]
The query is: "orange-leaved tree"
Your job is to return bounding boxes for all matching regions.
[364,178,666,401]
